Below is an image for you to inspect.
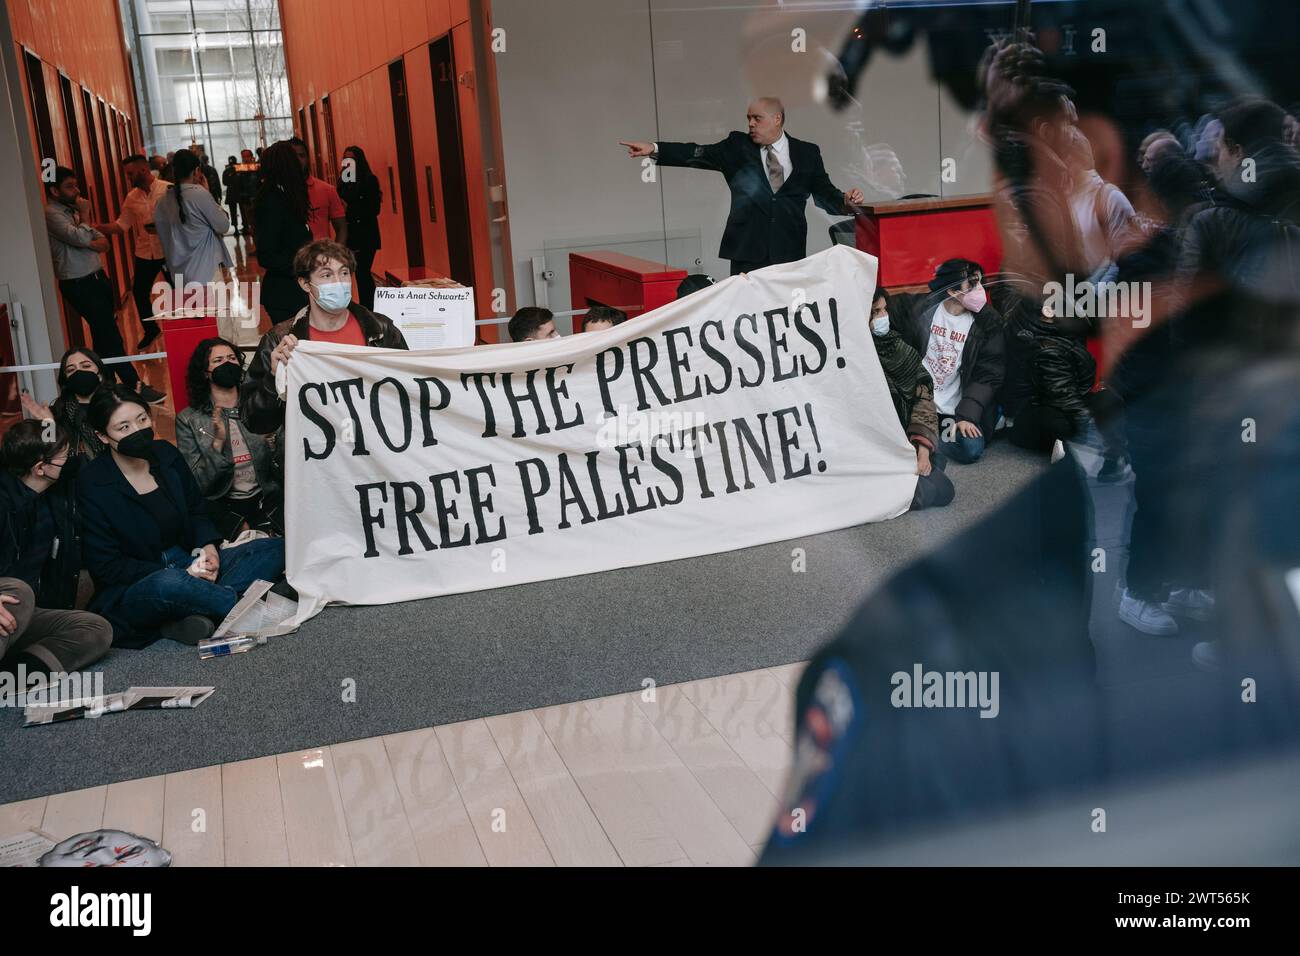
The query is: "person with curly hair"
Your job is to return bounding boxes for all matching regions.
[175,337,281,539]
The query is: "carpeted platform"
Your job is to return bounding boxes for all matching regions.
[0,442,1045,804]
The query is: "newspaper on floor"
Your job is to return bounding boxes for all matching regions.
[212,578,299,641]
[0,829,55,867]
[23,686,216,727]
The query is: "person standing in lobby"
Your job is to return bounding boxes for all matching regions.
[91,155,172,350]
[222,155,244,236]
[152,150,236,341]
[254,142,312,326]
[152,151,233,281]
[620,98,864,274]
[42,166,164,404]
[337,145,382,310]
[289,136,347,244]
[237,149,259,242]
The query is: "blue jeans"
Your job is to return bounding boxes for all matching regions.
[119,538,286,630]
[939,430,986,464]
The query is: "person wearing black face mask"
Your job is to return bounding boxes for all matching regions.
[19,349,111,465]
[175,337,282,539]
[0,421,113,677]
[76,385,285,647]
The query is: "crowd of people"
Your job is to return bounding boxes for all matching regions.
[40,136,387,414]
[11,64,1299,710]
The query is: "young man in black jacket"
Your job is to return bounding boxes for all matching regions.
[0,421,112,676]
[896,259,1007,464]
[241,239,408,435]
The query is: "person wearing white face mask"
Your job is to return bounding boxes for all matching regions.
[240,239,409,435]
[896,259,1007,465]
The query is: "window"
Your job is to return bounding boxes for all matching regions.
[123,0,292,159]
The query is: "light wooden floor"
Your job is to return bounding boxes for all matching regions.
[0,662,805,866]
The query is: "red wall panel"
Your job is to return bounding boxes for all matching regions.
[280,0,509,314]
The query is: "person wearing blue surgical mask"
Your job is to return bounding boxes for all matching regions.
[239,239,409,435]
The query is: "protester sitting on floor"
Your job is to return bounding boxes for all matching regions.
[241,238,408,435]
[1002,297,1096,462]
[581,305,627,333]
[508,307,560,342]
[176,337,282,540]
[0,421,112,676]
[676,273,716,299]
[895,258,1006,464]
[78,385,285,647]
[871,290,954,510]
[19,348,114,464]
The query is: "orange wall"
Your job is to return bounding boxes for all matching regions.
[9,0,142,344]
[281,0,466,102]
[7,0,137,112]
[279,0,499,323]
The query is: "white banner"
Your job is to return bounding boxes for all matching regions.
[285,246,917,620]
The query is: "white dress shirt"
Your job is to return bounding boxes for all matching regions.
[762,133,793,182]
[116,177,171,261]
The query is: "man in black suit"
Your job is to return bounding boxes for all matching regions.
[621,97,864,275]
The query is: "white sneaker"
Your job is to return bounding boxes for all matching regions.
[1192,641,1222,672]
[1118,588,1180,636]
[1161,587,1215,622]
[1049,439,1066,464]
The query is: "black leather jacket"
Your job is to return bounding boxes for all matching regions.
[1008,312,1096,426]
[239,301,409,435]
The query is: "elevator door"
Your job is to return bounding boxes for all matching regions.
[429,35,473,287]
[388,60,425,269]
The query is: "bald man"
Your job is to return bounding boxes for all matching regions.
[622,98,863,275]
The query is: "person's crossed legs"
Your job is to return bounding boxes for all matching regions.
[118,538,286,636]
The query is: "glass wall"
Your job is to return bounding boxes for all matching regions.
[121,0,292,163]
[490,0,998,311]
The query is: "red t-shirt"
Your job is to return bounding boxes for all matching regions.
[312,315,366,346]
[306,176,345,240]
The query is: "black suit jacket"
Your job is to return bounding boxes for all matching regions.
[77,440,222,645]
[655,131,848,265]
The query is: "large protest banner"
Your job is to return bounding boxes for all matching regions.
[284,245,918,620]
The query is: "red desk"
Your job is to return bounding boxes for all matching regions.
[569,252,687,334]
[159,316,219,414]
[855,195,1003,292]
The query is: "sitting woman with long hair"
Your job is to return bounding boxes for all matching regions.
[77,385,285,647]
[19,348,112,464]
[175,337,282,539]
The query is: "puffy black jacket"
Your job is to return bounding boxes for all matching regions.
[1178,141,1300,304]
[240,301,409,435]
[893,290,1007,434]
[1006,312,1095,428]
